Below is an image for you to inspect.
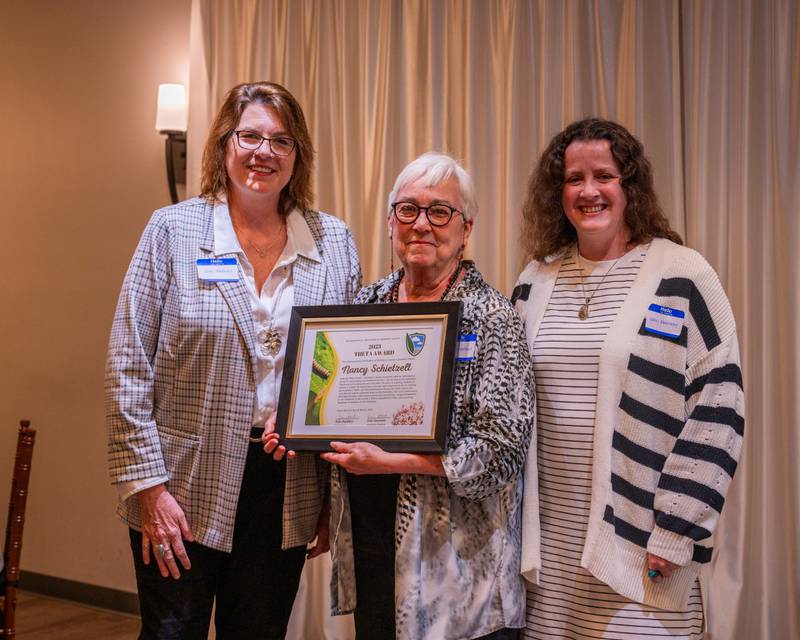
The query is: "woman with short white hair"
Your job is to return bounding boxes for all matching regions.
[323,152,534,640]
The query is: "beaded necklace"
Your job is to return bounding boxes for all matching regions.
[390,261,463,303]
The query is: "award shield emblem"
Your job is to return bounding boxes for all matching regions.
[406,332,426,356]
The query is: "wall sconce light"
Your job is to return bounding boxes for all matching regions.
[156,83,187,204]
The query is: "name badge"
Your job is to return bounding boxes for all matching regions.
[457,333,477,362]
[197,258,239,282]
[644,304,685,338]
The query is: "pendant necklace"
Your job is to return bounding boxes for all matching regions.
[576,250,622,320]
[391,261,463,303]
[234,218,288,355]
[248,238,270,258]
[246,222,287,259]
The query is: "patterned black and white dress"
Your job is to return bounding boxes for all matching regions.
[523,246,704,639]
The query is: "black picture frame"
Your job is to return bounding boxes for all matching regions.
[275,301,462,452]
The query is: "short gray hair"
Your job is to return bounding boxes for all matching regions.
[387,152,478,221]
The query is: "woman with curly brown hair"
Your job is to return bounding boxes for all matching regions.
[513,118,744,639]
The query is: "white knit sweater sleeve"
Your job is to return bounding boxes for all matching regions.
[646,260,745,565]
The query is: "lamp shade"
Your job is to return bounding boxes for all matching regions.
[155,83,187,132]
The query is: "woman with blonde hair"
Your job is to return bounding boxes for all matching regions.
[106,81,361,639]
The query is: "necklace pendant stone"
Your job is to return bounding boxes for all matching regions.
[578,303,589,320]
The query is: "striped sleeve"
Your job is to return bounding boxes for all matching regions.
[647,270,745,566]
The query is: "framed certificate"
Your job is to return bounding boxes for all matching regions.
[276,301,462,452]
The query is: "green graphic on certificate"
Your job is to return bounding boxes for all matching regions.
[305,331,338,425]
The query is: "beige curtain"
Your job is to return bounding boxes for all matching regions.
[188,1,800,638]
[680,2,800,639]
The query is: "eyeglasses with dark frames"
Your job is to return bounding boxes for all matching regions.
[233,130,296,156]
[391,201,465,227]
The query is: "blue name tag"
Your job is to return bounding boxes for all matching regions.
[457,333,477,362]
[644,304,685,338]
[197,258,239,282]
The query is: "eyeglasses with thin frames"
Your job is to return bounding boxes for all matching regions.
[233,130,296,156]
[391,202,466,227]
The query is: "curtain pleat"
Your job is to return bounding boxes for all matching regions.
[680,2,800,640]
[188,2,799,638]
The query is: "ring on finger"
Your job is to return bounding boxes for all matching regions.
[156,543,170,560]
[647,568,663,581]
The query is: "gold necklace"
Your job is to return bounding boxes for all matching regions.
[576,250,622,320]
[246,224,286,259]
[233,218,288,355]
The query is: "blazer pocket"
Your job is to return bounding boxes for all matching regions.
[157,425,200,501]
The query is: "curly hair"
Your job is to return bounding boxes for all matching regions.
[200,81,314,215]
[521,117,682,261]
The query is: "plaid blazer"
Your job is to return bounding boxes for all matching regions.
[105,197,362,552]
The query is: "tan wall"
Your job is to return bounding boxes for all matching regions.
[0,0,191,592]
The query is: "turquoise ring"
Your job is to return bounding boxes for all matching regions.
[647,568,662,580]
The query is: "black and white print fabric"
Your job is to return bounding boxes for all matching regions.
[330,261,535,640]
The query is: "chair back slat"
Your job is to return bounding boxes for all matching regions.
[2,420,36,639]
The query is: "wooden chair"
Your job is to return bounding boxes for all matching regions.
[1,420,36,639]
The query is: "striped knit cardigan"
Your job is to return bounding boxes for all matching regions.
[513,238,744,611]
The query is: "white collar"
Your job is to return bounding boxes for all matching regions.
[213,201,321,263]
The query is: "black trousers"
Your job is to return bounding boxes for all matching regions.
[348,472,400,640]
[130,442,306,640]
